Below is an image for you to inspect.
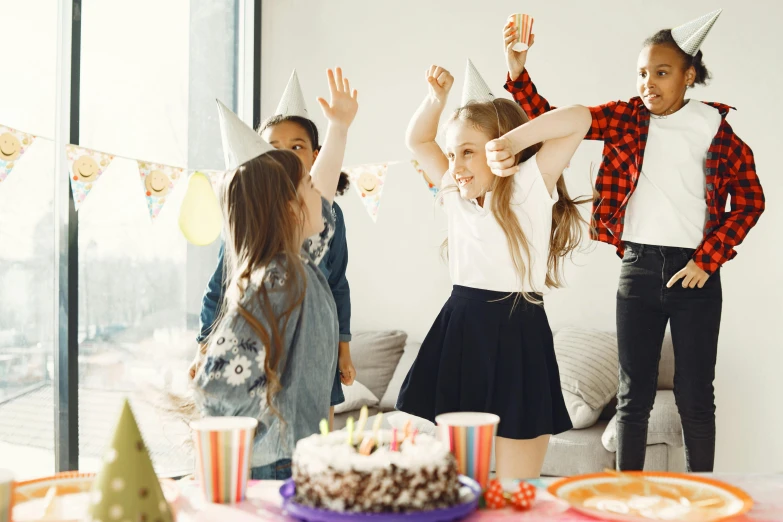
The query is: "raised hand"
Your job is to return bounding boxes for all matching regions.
[426,65,454,104]
[316,67,359,130]
[504,20,535,82]
[485,137,519,177]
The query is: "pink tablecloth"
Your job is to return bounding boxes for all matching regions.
[174,474,783,521]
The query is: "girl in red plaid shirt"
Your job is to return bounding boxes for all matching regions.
[498,11,764,472]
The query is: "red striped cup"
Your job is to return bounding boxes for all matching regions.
[508,13,534,52]
[435,412,499,490]
[190,417,257,504]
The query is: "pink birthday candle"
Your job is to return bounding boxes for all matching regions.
[391,428,398,451]
[412,429,418,444]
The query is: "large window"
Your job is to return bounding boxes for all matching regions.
[0,1,58,480]
[0,0,243,479]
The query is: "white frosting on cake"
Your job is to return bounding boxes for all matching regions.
[294,430,452,474]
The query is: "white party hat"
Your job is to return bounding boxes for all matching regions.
[460,59,494,106]
[672,9,722,56]
[216,99,274,169]
[274,69,309,118]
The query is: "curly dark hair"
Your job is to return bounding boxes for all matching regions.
[258,115,350,196]
[643,29,712,87]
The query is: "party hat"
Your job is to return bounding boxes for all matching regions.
[672,9,722,56]
[461,59,494,106]
[274,69,309,118]
[216,99,274,169]
[84,400,173,522]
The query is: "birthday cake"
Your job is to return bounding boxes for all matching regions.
[292,429,460,513]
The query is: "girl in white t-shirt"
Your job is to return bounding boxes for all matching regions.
[396,63,594,479]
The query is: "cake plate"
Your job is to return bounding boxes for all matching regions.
[280,476,480,522]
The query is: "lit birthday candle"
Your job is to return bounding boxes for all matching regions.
[355,405,369,443]
[346,417,354,446]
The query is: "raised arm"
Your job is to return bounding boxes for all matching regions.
[486,105,592,194]
[404,65,453,187]
[503,24,554,118]
[312,68,359,205]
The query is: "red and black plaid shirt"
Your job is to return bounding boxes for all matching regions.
[505,69,765,274]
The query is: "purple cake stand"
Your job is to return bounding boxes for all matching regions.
[280,476,481,522]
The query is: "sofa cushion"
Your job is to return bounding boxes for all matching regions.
[334,379,379,414]
[562,389,603,429]
[379,341,420,411]
[333,407,382,431]
[601,390,683,452]
[386,411,436,436]
[657,333,675,390]
[541,421,616,477]
[350,331,408,401]
[553,327,619,417]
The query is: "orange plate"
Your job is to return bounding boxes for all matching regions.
[548,471,753,522]
[12,472,179,521]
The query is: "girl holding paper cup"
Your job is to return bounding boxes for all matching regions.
[502,11,764,472]
[396,60,592,479]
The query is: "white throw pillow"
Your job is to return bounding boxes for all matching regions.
[385,411,437,436]
[562,389,603,429]
[334,380,379,414]
[379,342,420,411]
[554,327,619,411]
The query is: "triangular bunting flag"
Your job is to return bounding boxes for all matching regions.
[0,125,36,183]
[66,145,114,210]
[346,163,388,223]
[672,9,722,56]
[137,161,184,220]
[216,99,274,169]
[411,159,439,197]
[461,59,494,106]
[85,400,174,522]
[179,171,223,246]
[275,69,309,118]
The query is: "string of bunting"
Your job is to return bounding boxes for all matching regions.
[0,123,440,240]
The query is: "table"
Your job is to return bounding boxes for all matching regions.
[174,474,783,521]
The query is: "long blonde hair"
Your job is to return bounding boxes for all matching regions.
[212,149,309,419]
[445,99,590,303]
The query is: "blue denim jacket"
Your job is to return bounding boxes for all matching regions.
[193,197,339,467]
[197,201,351,344]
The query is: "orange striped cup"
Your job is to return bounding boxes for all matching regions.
[190,417,257,504]
[435,412,499,490]
[508,13,534,52]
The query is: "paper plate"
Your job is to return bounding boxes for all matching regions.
[12,472,179,521]
[548,472,753,521]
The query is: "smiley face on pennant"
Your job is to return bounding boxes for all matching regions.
[0,125,36,183]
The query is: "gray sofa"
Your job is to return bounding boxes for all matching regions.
[337,329,685,476]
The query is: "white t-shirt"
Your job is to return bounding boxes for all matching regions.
[441,154,558,293]
[623,100,722,249]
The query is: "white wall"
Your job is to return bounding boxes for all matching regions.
[261,0,782,472]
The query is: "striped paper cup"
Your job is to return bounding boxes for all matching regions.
[0,469,12,522]
[435,412,499,490]
[508,13,534,52]
[190,417,257,504]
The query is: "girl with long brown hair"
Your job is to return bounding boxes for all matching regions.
[396,61,592,479]
[191,68,358,480]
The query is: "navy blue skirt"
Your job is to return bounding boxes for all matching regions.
[396,286,572,440]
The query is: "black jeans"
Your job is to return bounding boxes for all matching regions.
[616,242,722,472]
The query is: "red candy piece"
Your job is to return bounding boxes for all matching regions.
[484,480,506,509]
[510,482,536,510]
